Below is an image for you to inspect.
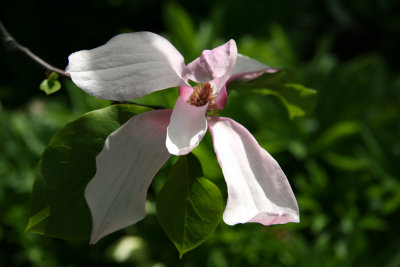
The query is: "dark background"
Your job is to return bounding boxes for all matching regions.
[1,0,399,107]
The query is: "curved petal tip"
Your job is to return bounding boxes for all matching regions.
[166,97,208,156]
[208,116,299,227]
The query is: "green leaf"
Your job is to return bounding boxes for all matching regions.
[156,154,223,258]
[239,25,296,67]
[26,104,151,240]
[311,121,361,153]
[322,151,369,171]
[229,69,317,119]
[163,2,199,60]
[40,72,62,95]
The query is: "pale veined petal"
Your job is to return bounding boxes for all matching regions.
[185,40,237,91]
[228,53,278,83]
[166,96,208,156]
[208,117,299,226]
[66,32,188,101]
[85,109,172,244]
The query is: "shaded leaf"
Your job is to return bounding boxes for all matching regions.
[26,104,151,239]
[229,69,317,118]
[311,121,361,153]
[157,154,223,258]
[322,151,369,171]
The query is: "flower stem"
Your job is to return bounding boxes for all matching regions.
[0,20,70,78]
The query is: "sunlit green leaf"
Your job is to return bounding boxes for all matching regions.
[26,104,151,239]
[229,69,317,119]
[40,72,62,95]
[156,154,223,258]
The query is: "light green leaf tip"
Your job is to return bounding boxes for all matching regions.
[25,206,50,234]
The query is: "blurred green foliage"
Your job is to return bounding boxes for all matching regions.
[1,0,399,266]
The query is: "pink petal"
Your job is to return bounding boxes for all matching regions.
[228,54,279,83]
[214,84,227,110]
[185,40,237,91]
[166,96,208,156]
[178,86,194,101]
[66,32,188,101]
[85,109,172,244]
[208,117,299,226]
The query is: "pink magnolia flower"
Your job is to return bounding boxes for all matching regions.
[66,32,299,244]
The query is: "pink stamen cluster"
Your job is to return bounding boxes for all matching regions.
[187,83,217,111]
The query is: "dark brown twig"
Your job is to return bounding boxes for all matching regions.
[0,20,70,78]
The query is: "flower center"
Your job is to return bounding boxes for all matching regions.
[187,83,217,111]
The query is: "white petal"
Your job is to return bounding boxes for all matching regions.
[66,32,188,101]
[231,54,270,75]
[208,117,299,226]
[228,54,278,82]
[166,96,208,156]
[85,109,172,244]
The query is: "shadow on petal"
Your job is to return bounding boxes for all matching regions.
[85,109,172,244]
[208,116,299,226]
